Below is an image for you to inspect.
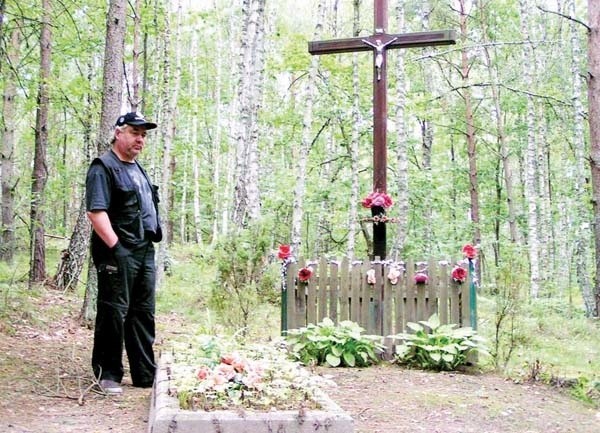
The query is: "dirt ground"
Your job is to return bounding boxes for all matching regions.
[0,290,598,433]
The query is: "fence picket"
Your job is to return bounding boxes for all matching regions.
[283,257,475,335]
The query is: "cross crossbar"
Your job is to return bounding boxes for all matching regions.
[308,30,456,55]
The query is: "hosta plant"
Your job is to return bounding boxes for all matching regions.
[171,335,330,411]
[285,318,385,367]
[393,314,489,371]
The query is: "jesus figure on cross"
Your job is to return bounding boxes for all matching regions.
[309,0,456,259]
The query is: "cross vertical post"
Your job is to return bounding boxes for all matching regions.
[308,0,456,259]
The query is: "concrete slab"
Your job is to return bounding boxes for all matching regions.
[148,357,354,433]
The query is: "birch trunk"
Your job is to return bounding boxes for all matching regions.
[81,0,127,324]
[156,0,182,285]
[458,0,481,251]
[390,0,408,260]
[569,0,594,316]
[418,1,434,253]
[347,0,361,260]
[291,0,324,256]
[29,0,52,285]
[245,0,266,221]
[587,0,600,317]
[519,0,541,298]
[129,0,142,110]
[0,21,20,262]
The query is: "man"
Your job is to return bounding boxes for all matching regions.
[85,112,162,395]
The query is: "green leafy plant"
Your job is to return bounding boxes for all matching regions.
[393,314,489,371]
[285,318,385,367]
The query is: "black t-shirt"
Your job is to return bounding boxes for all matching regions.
[86,157,158,234]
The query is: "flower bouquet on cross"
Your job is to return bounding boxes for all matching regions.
[360,190,400,224]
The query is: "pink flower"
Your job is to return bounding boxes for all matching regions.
[277,244,291,260]
[451,266,467,283]
[414,272,429,284]
[196,366,210,380]
[298,267,312,282]
[361,191,393,209]
[462,244,477,259]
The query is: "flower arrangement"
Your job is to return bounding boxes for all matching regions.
[298,267,312,282]
[361,191,393,209]
[171,336,328,412]
[366,269,376,285]
[277,244,292,260]
[462,244,477,259]
[414,272,429,284]
[451,266,467,283]
[387,266,401,285]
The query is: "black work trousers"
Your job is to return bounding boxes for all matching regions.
[91,238,157,387]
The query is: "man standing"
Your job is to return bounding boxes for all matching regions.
[85,112,162,395]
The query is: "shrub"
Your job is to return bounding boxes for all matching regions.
[285,318,385,367]
[393,314,489,371]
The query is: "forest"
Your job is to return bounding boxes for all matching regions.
[1,0,600,324]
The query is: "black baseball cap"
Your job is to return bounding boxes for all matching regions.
[115,112,157,130]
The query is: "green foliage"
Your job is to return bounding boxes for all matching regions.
[209,220,280,333]
[393,314,489,371]
[285,318,384,367]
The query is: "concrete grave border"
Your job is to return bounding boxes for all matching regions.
[148,357,354,433]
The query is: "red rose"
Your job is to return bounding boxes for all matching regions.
[361,197,373,208]
[277,244,291,260]
[414,272,428,284]
[298,267,312,282]
[451,266,467,283]
[462,244,477,259]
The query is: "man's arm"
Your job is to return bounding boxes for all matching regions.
[87,210,119,248]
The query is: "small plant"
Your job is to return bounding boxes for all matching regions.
[393,314,488,371]
[285,318,385,367]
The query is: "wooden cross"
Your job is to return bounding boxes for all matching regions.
[309,0,456,259]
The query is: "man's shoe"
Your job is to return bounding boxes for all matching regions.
[99,379,123,395]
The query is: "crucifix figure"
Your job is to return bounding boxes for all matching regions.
[309,0,456,259]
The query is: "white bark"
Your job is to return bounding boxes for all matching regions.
[519,0,541,298]
[390,0,408,260]
[569,0,594,315]
[347,0,361,260]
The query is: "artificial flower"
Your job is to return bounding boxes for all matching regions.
[462,244,477,259]
[361,191,393,209]
[387,266,401,285]
[298,267,312,282]
[277,244,291,260]
[414,272,429,284]
[451,266,467,283]
[366,269,376,285]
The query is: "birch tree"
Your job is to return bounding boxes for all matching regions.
[347,0,361,259]
[519,0,541,298]
[0,18,20,262]
[291,0,324,256]
[390,0,408,259]
[80,0,127,323]
[29,0,52,285]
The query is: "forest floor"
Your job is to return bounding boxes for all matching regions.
[0,289,599,433]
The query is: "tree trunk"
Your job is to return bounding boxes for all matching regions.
[29,0,52,286]
[0,20,20,263]
[390,0,408,260]
[519,0,541,298]
[291,0,324,255]
[458,0,481,251]
[347,0,361,260]
[587,0,600,317]
[80,0,127,323]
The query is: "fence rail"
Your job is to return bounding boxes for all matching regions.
[282,257,475,336]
